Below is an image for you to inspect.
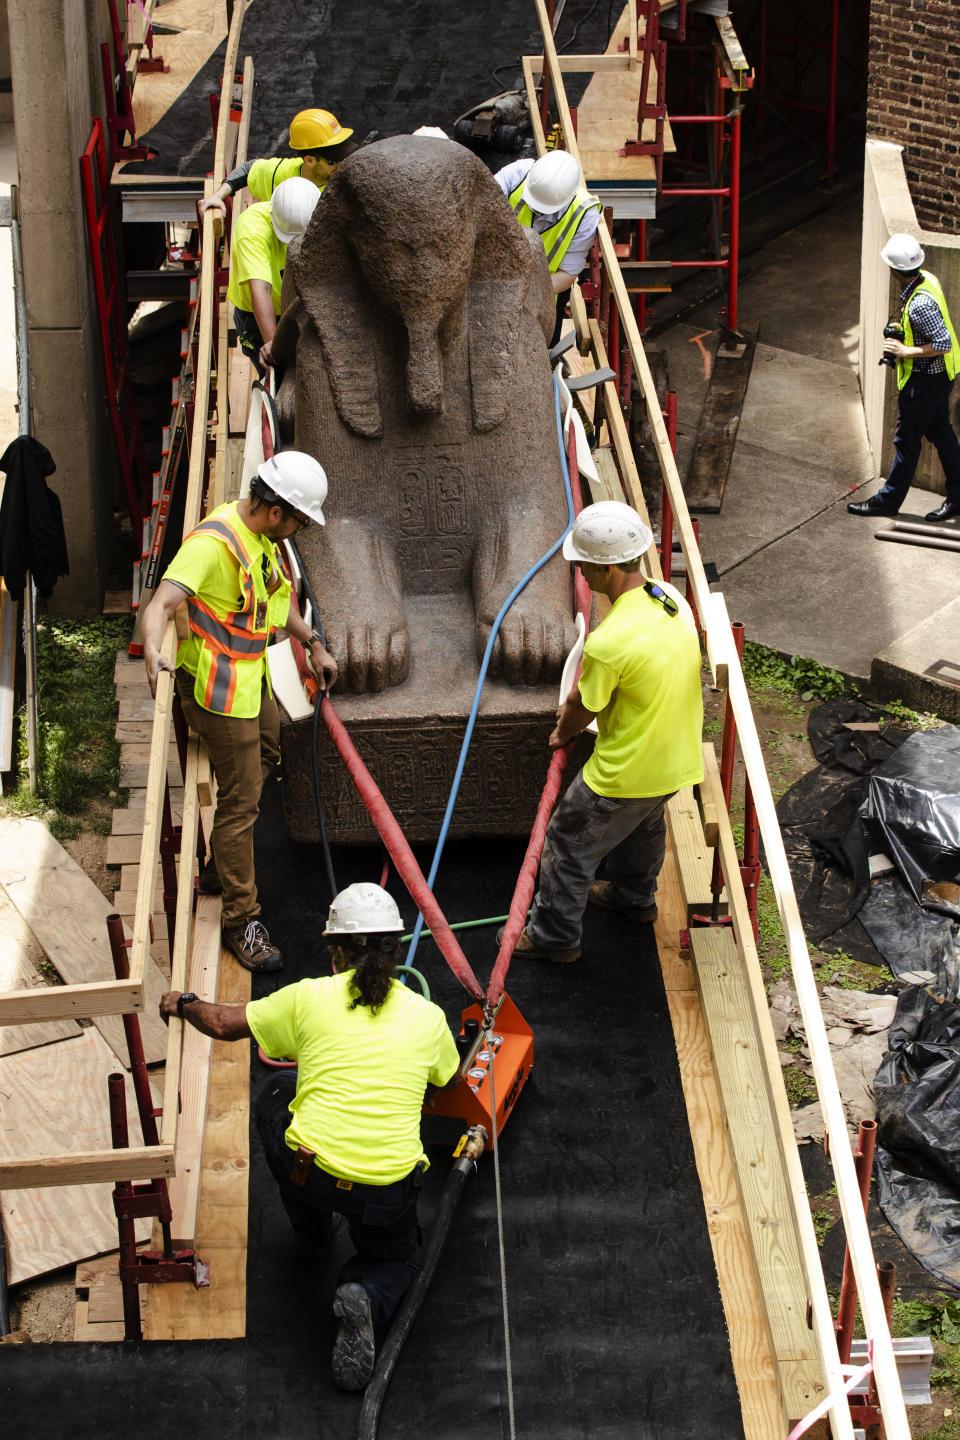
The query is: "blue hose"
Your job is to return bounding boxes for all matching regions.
[405,378,575,968]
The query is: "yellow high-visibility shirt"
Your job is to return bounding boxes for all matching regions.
[578,582,703,799]
[226,202,286,317]
[246,155,306,201]
[247,972,460,1185]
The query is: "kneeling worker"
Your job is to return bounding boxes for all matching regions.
[503,501,704,963]
[159,882,460,1392]
[142,451,337,973]
[494,150,602,347]
[199,107,357,218]
[228,175,320,369]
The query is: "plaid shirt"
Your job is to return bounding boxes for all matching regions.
[902,279,952,374]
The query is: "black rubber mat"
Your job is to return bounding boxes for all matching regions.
[1,770,744,1439]
[134,0,613,175]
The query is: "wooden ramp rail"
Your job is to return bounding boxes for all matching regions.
[0,2,252,1224]
[532,4,910,1437]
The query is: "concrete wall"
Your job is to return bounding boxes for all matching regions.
[867,0,960,233]
[7,0,114,613]
[860,138,960,496]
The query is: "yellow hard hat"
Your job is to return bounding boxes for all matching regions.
[288,108,354,151]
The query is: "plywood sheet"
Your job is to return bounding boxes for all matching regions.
[0,1029,153,1284]
[130,0,228,142]
[0,888,79,1057]
[0,817,171,1066]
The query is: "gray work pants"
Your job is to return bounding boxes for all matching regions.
[527,772,673,949]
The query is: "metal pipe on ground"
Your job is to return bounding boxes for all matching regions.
[875,529,960,553]
[891,518,960,539]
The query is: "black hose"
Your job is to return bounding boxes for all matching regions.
[0,1205,11,1336]
[252,376,339,902]
[287,536,338,903]
[358,1155,476,1440]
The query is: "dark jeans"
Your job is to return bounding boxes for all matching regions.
[254,1072,422,1327]
[233,305,264,365]
[877,371,960,509]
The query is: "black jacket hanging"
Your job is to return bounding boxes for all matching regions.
[0,436,70,601]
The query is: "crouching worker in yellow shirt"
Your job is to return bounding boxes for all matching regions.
[227,175,320,371]
[160,883,460,1392]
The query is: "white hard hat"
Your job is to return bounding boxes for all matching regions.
[412,125,449,139]
[256,451,328,524]
[881,232,925,271]
[522,151,582,214]
[270,176,321,243]
[324,883,404,936]
[562,501,653,565]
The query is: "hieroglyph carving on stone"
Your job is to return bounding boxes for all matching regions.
[272,135,576,694]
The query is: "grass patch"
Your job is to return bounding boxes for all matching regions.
[3,615,131,838]
[783,1065,816,1108]
[742,642,844,704]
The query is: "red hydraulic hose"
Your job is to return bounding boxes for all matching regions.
[486,421,592,1008]
[319,698,485,1002]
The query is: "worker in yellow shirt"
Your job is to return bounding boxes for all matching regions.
[141,451,337,974]
[159,882,461,1393]
[227,175,320,369]
[500,501,704,963]
[199,107,357,220]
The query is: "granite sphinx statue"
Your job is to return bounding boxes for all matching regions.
[272,134,577,695]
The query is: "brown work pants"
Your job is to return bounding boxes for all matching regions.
[176,669,280,927]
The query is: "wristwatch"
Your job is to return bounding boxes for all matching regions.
[177,992,199,1018]
[308,630,323,647]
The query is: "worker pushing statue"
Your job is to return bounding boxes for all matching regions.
[159,882,460,1393]
[141,452,336,974]
[501,501,704,963]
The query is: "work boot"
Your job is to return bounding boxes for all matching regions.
[846,495,898,517]
[331,1282,376,1392]
[495,925,581,965]
[197,853,222,896]
[221,919,283,973]
[588,879,658,925]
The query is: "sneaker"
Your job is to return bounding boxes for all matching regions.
[197,854,222,896]
[495,925,581,964]
[331,1282,376,1391]
[221,919,283,973]
[588,879,658,925]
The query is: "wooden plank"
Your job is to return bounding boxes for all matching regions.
[685,322,759,513]
[0,1029,156,1281]
[666,786,727,920]
[0,1145,175,1191]
[146,949,250,1340]
[0,816,169,1063]
[690,924,820,1420]
[590,446,623,504]
[211,297,231,506]
[0,978,142,1025]
[0,887,79,1055]
[120,757,183,789]
[165,896,224,1246]
[115,720,154,742]
[568,4,674,184]
[657,833,783,1439]
[117,693,155,721]
[106,833,145,867]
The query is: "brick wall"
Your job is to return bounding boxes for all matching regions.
[868,0,960,232]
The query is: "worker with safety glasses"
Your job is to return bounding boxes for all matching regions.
[494,149,602,346]
[227,175,320,371]
[142,451,337,974]
[500,501,703,964]
[158,881,460,1393]
[199,106,358,220]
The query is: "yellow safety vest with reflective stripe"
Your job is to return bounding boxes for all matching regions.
[898,271,959,389]
[184,504,291,716]
[246,155,327,203]
[508,179,602,275]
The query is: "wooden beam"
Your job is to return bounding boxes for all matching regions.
[0,1145,175,1190]
[685,322,759,513]
[0,979,143,1025]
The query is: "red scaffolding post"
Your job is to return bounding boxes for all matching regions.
[79,117,150,529]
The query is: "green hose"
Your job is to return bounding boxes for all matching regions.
[395,964,430,1000]
[399,914,511,944]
